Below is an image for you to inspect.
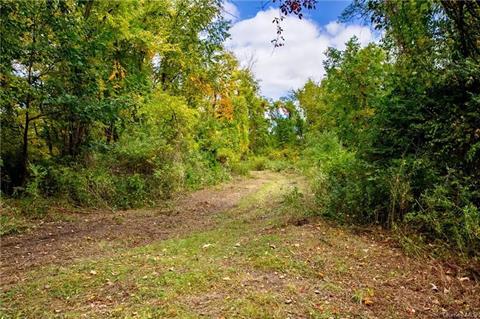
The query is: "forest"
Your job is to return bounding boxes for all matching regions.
[1,0,479,317]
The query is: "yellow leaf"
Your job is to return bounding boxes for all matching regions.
[363,297,374,306]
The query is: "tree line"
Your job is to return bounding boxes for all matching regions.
[287,0,479,255]
[1,0,281,211]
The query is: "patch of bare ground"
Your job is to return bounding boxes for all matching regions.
[0,171,277,286]
[335,226,470,317]
[180,217,479,318]
[281,220,479,318]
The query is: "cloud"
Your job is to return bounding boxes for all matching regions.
[221,1,240,23]
[225,8,376,99]
[325,21,374,48]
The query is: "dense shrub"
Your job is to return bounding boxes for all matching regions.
[296,35,480,255]
[302,132,480,255]
[301,132,385,223]
[19,149,231,211]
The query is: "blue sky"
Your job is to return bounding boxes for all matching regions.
[229,0,352,25]
[222,1,377,99]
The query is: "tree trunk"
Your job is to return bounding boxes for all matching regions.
[20,102,30,187]
[19,17,36,187]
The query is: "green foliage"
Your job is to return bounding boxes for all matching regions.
[282,186,305,212]
[298,1,480,256]
[1,0,272,216]
[268,100,305,147]
[301,132,383,223]
[248,156,269,171]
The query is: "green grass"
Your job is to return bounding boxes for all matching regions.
[0,213,29,236]
[1,174,319,318]
[4,173,471,318]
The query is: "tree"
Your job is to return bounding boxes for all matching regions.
[270,0,318,46]
[296,0,480,252]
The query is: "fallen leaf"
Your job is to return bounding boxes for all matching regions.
[313,303,323,311]
[363,297,374,306]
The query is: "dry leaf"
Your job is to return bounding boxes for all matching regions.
[363,297,374,306]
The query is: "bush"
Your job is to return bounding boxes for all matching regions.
[265,160,293,172]
[249,156,268,171]
[153,163,185,198]
[301,132,380,223]
[183,152,230,189]
[230,161,250,176]
[302,132,480,255]
[405,183,480,255]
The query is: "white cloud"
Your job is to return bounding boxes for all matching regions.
[325,21,374,48]
[225,8,376,99]
[222,1,240,23]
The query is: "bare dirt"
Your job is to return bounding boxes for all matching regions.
[0,171,276,286]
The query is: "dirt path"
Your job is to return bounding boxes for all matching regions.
[0,171,277,286]
[1,171,479,318]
